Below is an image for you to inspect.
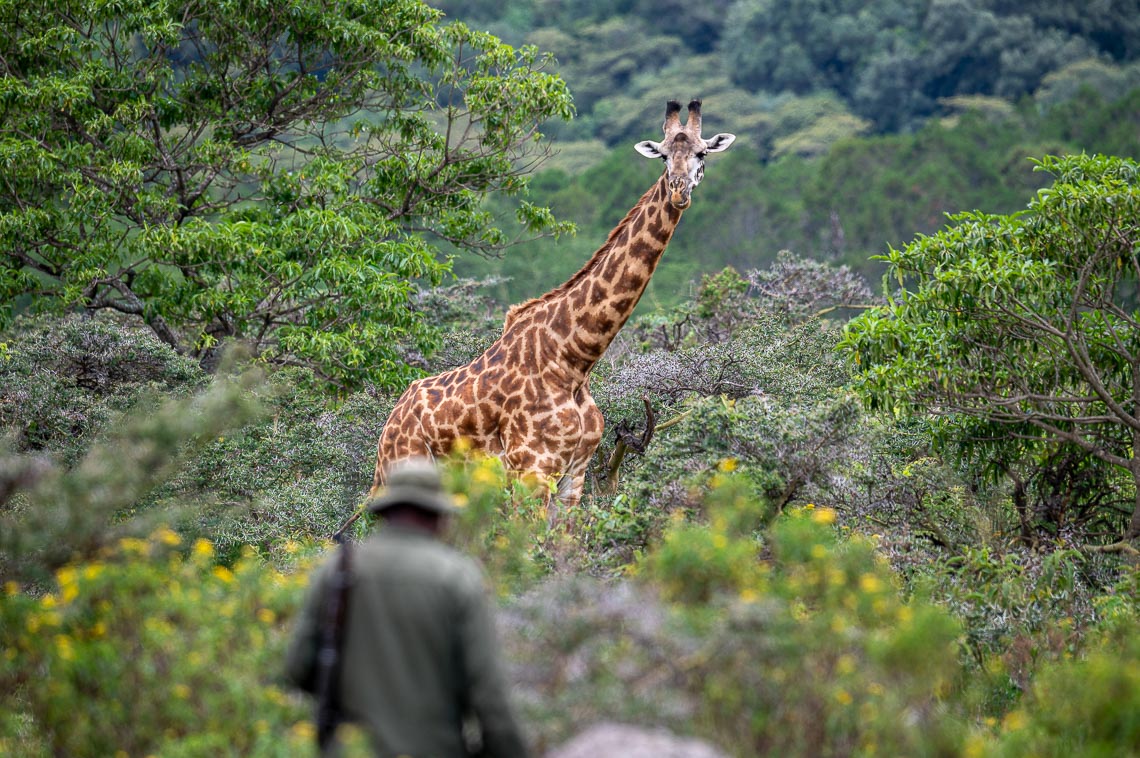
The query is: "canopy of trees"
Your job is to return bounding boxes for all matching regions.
[841,153,1140,545]
[433,0,1140,141]
[0,0,572,391]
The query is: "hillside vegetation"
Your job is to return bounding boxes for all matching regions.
[2,0,1140,756]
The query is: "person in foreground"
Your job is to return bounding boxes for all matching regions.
[286,458,530,757]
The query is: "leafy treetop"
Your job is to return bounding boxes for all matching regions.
[0,0,573,391]
[841,153,1140,545]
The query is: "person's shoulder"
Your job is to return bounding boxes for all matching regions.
[361,530,484,585]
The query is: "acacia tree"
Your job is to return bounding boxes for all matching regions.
[841,153,1140,548]
[0,0,572,391]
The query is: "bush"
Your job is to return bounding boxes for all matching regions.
[503,475,971,757]
[0,529,317,757]
[0,313,205,461]
[987,568,1140,757]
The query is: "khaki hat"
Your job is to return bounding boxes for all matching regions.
[367,458,457,515]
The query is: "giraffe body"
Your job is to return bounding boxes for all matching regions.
[373,100,735,511]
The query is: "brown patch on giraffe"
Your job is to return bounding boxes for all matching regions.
[509,450,537,470]
[588,283,609,306]
[610,295,636,313]
[620,271,648,293]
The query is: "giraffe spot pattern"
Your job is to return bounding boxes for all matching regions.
[373,162,700,510]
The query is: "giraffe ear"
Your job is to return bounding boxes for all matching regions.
[703,133,736,153]
[634,140,665,159]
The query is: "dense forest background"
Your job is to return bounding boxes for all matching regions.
[3,1,1140,756]
[441,0,1140,308]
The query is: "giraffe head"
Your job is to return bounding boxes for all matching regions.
[634,99,736,210]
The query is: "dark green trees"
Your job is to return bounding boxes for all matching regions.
[842,153,1140,545]
[0,0,572,391]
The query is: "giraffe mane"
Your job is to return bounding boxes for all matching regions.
[500,177,663,334]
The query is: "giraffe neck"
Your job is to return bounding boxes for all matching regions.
[505,174,682,378]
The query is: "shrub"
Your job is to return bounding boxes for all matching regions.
[0,313,205,461]
[1,369,264,587]
[987,568,1140,757]
[139,367,397,558]
[669,500,967,756]
[0,528,317,757]
[503,475,971,757]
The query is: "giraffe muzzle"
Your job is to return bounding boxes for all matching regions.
[669,182,691,209]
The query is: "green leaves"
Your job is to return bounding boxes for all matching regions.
[0,0,573,392]
[842,153,1140,540]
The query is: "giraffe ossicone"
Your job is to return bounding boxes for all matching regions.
[371,99,735,517]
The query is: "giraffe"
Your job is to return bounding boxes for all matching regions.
[372,99,735,513]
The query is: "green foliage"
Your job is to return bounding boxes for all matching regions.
[0,314,205,461]
[640,472,769,604]
[719,0,1109,131]
[509,491,971,756]
[0,0,573,392]
[920,546,1097,713]
[0,530,315,757]
[841,152,1140,542]
[0,363,265,587]
[989,569,1140,757]
[152,368,393,557]
[682,503,966,756]
[440,449,549,596]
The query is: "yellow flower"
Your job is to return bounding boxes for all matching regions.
[153,527,181,546]
[55,566,77,588]
[859,573,883,593]
[739,588,759,604]
[91,622,107,639]
[963,734,989,758]
[835,689,853,705]
[257,608,276,624]
[41,593,58,609]
[291,721,317,740]
[118,537,149,556]
[717,457,738,473]
[193,539,215,558]
[712,534,728,550]
[472,465,499,485]
[811,507,838,525]
[1002,710,1028,731]
[836,654,856,675]
[54,634,74,661]
[452,493,469,508]
[212,566,235,584]
[173,684,191,699]
[810,543,828,560]
[283,540,300,555]
[83,563,104,581]
[3,581,19,596]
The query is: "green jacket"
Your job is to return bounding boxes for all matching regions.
[285,524,529,758]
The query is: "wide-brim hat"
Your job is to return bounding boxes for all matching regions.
[367,458,457,516]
